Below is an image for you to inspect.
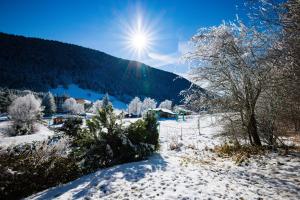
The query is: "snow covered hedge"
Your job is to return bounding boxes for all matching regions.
[0,137,80,199]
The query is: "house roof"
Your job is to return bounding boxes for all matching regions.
[75,99,89,104]
[149,108,176,115]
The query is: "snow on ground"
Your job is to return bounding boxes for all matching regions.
[50,84,127,109]
[0,121,54,148]
[29,114,300,200]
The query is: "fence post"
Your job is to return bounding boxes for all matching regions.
[198,115,201,135]
[180,126,183,140]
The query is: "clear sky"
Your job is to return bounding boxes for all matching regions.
[0,0,247,73]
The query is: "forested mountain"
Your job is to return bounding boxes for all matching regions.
[0,32,202,103]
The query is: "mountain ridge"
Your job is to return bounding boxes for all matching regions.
[0,32,202,104]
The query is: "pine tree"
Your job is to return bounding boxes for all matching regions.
[0,89,17,113]
[101,93,111,109]
[42,92,56,116]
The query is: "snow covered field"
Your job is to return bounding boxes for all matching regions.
[0,121,54,148]
[50,84,127,109]
[28,114,300,200]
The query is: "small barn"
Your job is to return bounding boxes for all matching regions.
[148,108,176,119]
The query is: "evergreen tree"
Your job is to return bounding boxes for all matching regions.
[0,89,17,113]
[101,93,111,109]
[42,92,56,116]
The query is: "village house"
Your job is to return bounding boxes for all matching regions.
[148,108,177,119]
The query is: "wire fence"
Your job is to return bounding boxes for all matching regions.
[160,124,200,131]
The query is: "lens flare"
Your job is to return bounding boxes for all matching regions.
[130,31,148,51]
[118,10,160,59]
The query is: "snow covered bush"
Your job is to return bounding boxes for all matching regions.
[8,94,43,135]
[71,105,159,172]
[0,137,80,199]
[72,105,126,171]
[159,99,173,110]
[42,92,56,116]
[62,98,84,114]
[128,97,142,116]
[141,97,157,115]
[169,135,183,151]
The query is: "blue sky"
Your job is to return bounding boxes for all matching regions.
[0,0,246,73]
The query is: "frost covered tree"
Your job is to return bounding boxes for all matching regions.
[159,100,173,110]
[141,97,157,114]
[245,0,300,141]
[8,94,43,135]
[128,97,142,116]
[42,92,56,116]
[90,100,103,113]
[62,98,76,113]
[62,98,84,114]
[185,22,276,146]
[74,104,84,115]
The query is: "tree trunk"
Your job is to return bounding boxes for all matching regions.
[247,112,262,146]
[295,120,300,132]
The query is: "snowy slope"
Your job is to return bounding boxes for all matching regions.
[28,114,300,200]
[50,84,127,109]
[179,73,210,89]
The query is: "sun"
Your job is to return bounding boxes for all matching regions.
[130,31,149,51]
[120,13,158,58]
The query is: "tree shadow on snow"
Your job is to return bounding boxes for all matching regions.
[31,153,167,200]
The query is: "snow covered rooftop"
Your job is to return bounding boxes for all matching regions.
[149,108,176,115]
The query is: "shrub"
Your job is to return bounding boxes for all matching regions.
[126,112,159,149]
[71,106,159,172]
[144,112,159,149]
[0,139,81,199]
[60,117,83,137]
[213,143,266,165]
[0,106,160,198]
[127,119,147,144]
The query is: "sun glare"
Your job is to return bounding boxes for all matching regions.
[130,31,149,51]
[120,12,158,58]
